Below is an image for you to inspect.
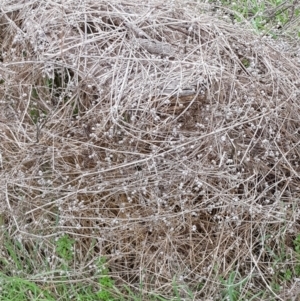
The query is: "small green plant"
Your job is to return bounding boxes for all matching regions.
[95,257,117,301]
[241,57,250,68]
[29,107,40,124]
[45,78,53,90]
[294,234,300,253]
[293,234,300,277]
[219,270,248,301]
[263,230,294,291]
[282,268,292,281]
[270,281,281,294]
[55,234,75,262]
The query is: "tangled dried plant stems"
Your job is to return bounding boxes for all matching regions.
[0,0,300,299]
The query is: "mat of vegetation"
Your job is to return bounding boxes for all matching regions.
[0,0,300,300]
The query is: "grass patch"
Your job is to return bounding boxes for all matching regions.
[208,0,300,38]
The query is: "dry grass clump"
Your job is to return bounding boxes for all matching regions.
[1,0,300,299]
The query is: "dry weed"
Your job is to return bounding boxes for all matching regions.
[0,0,300,299]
